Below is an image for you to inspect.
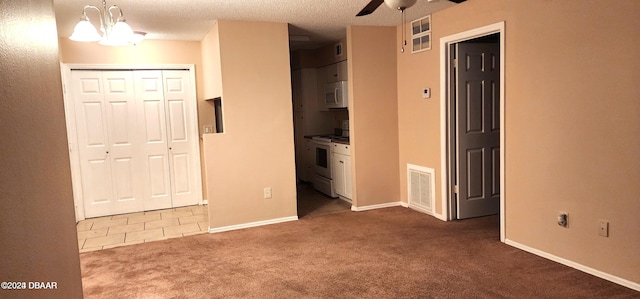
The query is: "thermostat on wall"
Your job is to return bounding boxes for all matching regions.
[422,88,431,99]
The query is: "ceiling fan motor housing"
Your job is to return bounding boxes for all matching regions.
[385,0,418,10]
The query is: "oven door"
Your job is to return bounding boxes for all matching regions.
[314,142,332,179]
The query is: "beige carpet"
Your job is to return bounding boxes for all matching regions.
[80,207,638,298]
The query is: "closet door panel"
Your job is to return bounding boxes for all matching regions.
[112,157,136,202]
[103,71,144,214]
[134,71,172,211]
[171,153,190,194]
[148,155,170,196]
[167,100,187,141]
[72,71,114,218]
[163,70,198,207]
[71,69,201,218]
[143,101,164,142]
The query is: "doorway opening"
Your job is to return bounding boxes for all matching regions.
[439,22,505,241]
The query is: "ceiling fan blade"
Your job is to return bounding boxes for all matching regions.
[356,0,385,17]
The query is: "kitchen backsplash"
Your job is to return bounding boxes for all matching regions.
[333,109,349,128]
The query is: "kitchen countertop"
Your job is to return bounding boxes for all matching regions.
[332,139,350,145]
[304,134,350,145]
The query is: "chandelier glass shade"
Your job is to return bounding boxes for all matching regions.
[69,1,143,46]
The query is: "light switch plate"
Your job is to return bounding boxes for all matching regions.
[422,88,431,99]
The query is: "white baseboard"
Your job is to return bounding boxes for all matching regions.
[338,196,352,205]
[351,201,448,222]
[407,204,448,221]
[351,201,404,212]
[433,211,447,221]
[208,216,298,234]
[505,239,640,292]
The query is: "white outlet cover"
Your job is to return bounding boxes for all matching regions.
[422,88,431,99]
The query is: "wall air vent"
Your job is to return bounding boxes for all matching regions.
[407,164,435,215]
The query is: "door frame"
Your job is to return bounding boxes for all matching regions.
[60,64,203,221]
[438,22,506,241]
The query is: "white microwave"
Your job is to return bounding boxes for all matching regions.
[325,81,348,109]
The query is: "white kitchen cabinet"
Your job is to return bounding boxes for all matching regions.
[324,63,338,83]
[332,143,352,200]
[324,60,348,83]
[291,69,304,112]
[294,111,306,181]
[315,66,328,111]
[337,60,348,81]
[304,138,314,182]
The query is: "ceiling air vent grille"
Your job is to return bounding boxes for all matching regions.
[407,164,435,215]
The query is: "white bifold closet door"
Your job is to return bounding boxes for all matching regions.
[72,70,199,218]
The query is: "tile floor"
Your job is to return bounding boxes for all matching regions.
[77,205,208,253]
[77,184,349,253]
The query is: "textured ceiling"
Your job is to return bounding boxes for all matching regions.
[53,0,457,49]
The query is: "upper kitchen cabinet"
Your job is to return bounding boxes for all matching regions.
[323,60,348,83]
[316,65,328,111]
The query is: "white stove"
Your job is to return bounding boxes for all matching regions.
[310,135,342,198]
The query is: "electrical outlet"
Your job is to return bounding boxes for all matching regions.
[422,88,431,99]
[557,212,568,227]
[598,220,609,237]
[264,187,272,199]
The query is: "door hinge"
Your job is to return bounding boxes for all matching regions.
[453,185,459,194]
[452,58,457,69]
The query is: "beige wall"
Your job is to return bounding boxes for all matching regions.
[0,0,84,297]
[58,38,212,131]
[202,20,297,228]
[201,21,223,100]
[348,26,401,207]
[397,0,640,284]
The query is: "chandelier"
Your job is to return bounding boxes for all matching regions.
[69,0,145,46]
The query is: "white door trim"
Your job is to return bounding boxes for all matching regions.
[438,22,506,242]
[61,64,203,222]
